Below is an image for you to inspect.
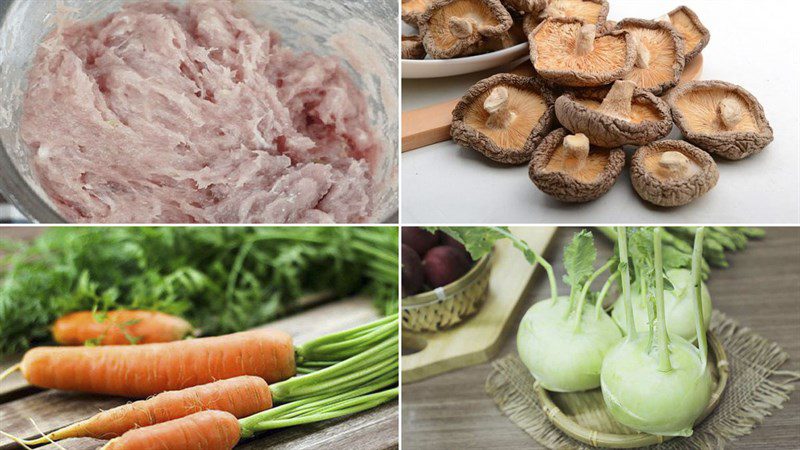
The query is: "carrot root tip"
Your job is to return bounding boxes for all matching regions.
[0,363,21,384]
[0,430,33,450]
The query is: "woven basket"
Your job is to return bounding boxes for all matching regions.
[535,331,729,448]
[402,252,492,332]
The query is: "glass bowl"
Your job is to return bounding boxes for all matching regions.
[0,0,398,223]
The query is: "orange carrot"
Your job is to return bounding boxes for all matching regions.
[52,310,194,345]
[19,328,295,397]
[21,376,270,446]
[101,410,241,450]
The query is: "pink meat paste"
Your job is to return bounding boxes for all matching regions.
[20,0,382,223]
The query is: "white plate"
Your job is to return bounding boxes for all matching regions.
[402,42,529,79]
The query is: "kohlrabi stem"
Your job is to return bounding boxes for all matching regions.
[595,271,620,319]
[573,258,615,331]
[654,227,672,372]
[564,288,577,320]
[617,227,635,338]
[494,227,558,303]
[692,227,708,368]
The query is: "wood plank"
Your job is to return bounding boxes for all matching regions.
[0,296,397,449]
[402,227,800,450]
[402,227,556,383]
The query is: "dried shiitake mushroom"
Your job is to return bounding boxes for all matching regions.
[419,0,513,59]
[451,74,557,164]
[668,80,774,160]
[555,80,673,148]
[614,19,685,95]
[502,0,547,15]
[631,140,719,207]
[523,0,609,36]
[402,35,427,59]
[403,0,435,27]
[529,128,625,202]
[658,5,710,63]
[530,17,635,87]
[479,19,527,52]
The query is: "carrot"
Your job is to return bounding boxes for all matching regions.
[20,376,270,446]
[52,310,194,345]
[17,328,295,397]
[101,410,241,450]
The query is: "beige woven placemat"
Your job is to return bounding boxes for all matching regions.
[486,311,800,449]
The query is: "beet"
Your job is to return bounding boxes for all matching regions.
[402,227,438,257]
[437,231,471,261]
[402,244,425,297]
[423,245,472,288]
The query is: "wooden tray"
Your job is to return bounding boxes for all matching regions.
[402,54,703,152]
[402,227,557,384]
[535,330,729,448]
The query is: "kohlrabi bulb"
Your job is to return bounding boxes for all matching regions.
[611,269,712,342]
[517,297,623,392]
[600,334,713,436]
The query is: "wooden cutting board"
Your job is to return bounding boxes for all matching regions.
[0,297,397,450]
[401,54,704,152]
[402,227,557,384]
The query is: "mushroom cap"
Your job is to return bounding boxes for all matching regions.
[529,128,625,202]
[451,73,557,164]
[402,35,427,59]
[665,5,710,63]
[631,140,719,207]
[530,17,635,87]
[555,86,673,148]
[402,0,435,27]
[614,18,685,95]
[522,0,610,36]
[668,80,774,160]
[419,0,513,59]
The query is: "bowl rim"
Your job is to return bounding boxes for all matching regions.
[402,41,528,67]
[535,330,729,448]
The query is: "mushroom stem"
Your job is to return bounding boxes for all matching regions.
[449,16,476,39]
[574,25,596,56]
[484,86,516,129]
[562,134,590,172]
[717,98,744,129]
[632,35,651,69]
[658,151,690,178]
[599,80,636,119]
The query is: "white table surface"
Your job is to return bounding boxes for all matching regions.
[401,0,800,225]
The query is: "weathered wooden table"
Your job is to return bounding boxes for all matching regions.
[402,227,800,449]
[0,297,398,449]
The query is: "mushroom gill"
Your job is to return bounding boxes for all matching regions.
[529,128,625,202]
[531,18,634,87]
[659,5,710,63]
[631,140,719,207]
[668,80,773,160]
[615,19,685,95]
[421,0,512,59]
[452,73,557,164]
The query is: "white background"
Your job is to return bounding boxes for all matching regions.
[401,0,800,224]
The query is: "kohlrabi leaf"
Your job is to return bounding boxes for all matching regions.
[562,230,596,288]
[628,228,674,291]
